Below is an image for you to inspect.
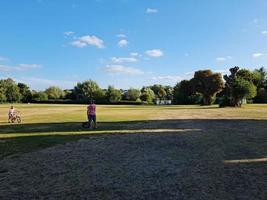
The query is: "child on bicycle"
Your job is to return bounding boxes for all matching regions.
[8,106,16,123]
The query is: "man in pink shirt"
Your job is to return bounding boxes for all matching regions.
[87,100,97,129]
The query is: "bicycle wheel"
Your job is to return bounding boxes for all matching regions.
[16,116,21,123]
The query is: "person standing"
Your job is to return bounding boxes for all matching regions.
[87,100,97,129]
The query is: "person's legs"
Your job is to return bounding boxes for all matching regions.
[89,115,95,129]
[93,115,97,128]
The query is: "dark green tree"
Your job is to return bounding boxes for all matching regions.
[191,70,224,105]
[32,91,48,101]
[173,80,202,104]
[18,83,32,102]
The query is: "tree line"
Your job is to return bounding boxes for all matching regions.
[0,67,266,106]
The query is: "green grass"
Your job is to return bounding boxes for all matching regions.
[1,104,267,199]
[0,103,267,159]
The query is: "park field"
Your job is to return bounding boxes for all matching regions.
[0,104,267,199]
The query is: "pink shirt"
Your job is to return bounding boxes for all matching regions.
[87,104,96,115]
[9,108,15,116]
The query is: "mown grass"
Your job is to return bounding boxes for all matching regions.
[0,103,267,159]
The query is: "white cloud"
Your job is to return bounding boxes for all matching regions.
[118,39,128,47]
[71,35,105,48]
[146,8,158,14]
[111,57,137,63]
[64,31,74,36]
[117,34,126,38]
[130,52,141,57]
[0,63,41,72]
[145,49,163,57]
[0,56,9,61]
[102,65,144,75]
[18,63,41,69]
[252,53,266,58]
[152,75,182,82]
[216,56,232,62]
[71,40,87,48]
[261,31,267,35]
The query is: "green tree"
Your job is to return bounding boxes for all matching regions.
[192,70,224,105]
[32,91,48,101]
[140,87,155,104]
[0,89,7,103]
[254,88,267,103]
[232,78,257,106]
[126,88,141,101]
[106,86,122,103]
[237,69,263,87]
[45,86,64,99]
[173,80,202,104]
[164,86,173,100]
[0,78,21,102]
[74,80,104,102]
[150,84,167,100]
[18,83,32,102]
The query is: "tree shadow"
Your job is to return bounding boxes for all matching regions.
[0,118,267,199]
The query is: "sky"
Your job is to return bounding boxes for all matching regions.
[1,0,267,90]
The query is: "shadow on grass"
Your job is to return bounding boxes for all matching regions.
[0,118,266,134]
[0,119,267,158]
[0,119,267,199]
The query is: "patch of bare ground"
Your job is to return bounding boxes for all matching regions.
[0,119,266,199]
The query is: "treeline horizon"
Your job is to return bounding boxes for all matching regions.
[1,66,267,106]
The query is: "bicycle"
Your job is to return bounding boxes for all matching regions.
[8,111,22,123]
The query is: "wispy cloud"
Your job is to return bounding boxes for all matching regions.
[261,31,267,35]
[111,57,137,64]
[102,65,144,75]
[117,33,126,38]
[71,35,105,48]
[145,49,163,57]
[0,63,41,72]
[118,39,128,47]
[216,56,232,62]
[252,53,266,58]
[130,52,142,57]
[64,31,74,36]
[146,8,158,14]
[152,75,182,82]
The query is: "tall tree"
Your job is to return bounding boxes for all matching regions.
[126,88,141,101]
[45,86,65,99]
[74,80,104,102]
[140,87,155,104]
[191,70,224,105]
[106,86,122,103]
[18,83,32,102]
[173,80,202,104]
[0,78,21,102]
[222,66,257,107]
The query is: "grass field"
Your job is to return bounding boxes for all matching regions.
[0,104,267,199]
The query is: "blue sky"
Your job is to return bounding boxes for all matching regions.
[1,0,267,90]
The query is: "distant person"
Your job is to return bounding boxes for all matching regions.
[87,100,97,129]
[8,106,15,123]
